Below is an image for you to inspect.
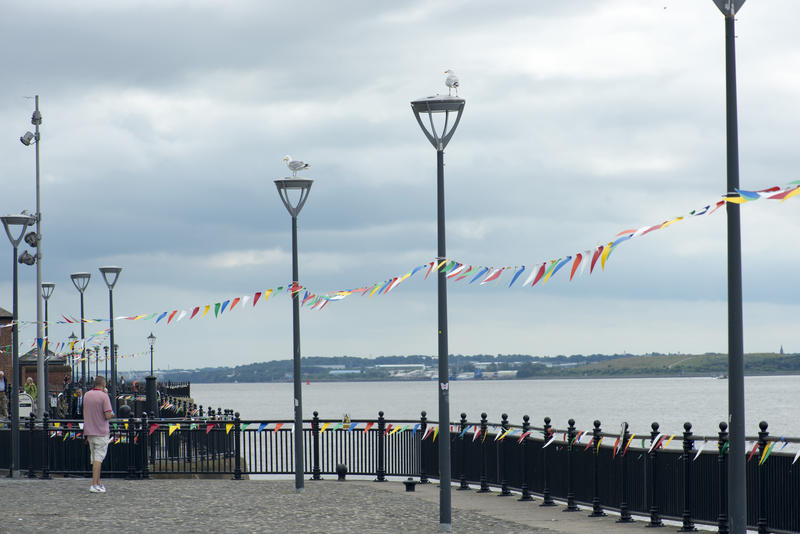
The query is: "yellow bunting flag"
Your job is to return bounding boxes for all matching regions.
[264,289,273,302]
[432,426,439,442]
[168,423,180,436]
[225,423,234,434]
[201,305,210,318]
[662,435,675,448]
[600,242,614,270]
[319,422,331,433]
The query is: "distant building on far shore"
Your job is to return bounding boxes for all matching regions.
[780,345,784,355]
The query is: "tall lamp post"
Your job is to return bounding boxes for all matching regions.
[68,332,77,382]
[103,345,109,380]
[274,176,312,493]
[146,332,157,417]
[99,267,121,409]
[20,95,46,418]
[411,93,465,532]
[711,1,747,532]
[41,282,54,400]
[70,273,90,386]
[2,212,36,478]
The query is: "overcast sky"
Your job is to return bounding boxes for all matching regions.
[1,0,798,372]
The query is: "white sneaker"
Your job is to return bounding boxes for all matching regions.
[97,484,106,492]
[90,485,102,493]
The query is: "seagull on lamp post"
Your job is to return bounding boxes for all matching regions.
[445,70,460,97]
[282,155,310,177]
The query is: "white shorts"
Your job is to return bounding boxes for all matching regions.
[87,435,109,463]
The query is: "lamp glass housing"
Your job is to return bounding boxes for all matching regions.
[99,266,122,289]
[274,179,313,217]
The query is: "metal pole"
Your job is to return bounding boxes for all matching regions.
[150,344,154,377]
[43,296,49,405]
[80,292,86,386]
[33,95,46,418]
[108,289,117,410]
[11,246,21,477]
[436,147,451,531]
[723,13,746,534]
[104,346,108,380]
[291,215,304,493]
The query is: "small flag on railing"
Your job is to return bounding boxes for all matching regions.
[257,423,268,432]
[169,424,180,436]
[274,423,284,433]
[363,422,374,433]
[225,423,234,434]
[206,423,215,434]
[149,424,160,435]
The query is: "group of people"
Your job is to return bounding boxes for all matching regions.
[0,372,48,418]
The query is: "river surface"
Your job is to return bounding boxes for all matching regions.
[192,375,800,438]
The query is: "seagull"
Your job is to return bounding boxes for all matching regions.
[282,155,310,177]
[444,70,459,96]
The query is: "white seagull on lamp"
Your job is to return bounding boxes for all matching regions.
[444,69,459,96]
[283,155,310,177]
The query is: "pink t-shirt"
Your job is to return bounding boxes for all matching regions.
[83,388,113,436]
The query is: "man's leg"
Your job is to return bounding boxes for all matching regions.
[92,460,101,486]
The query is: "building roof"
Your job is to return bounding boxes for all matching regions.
[0,306,11,319]
[20,347,68,366]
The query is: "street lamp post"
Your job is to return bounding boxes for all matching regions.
[41,282,54,402]
[146,332,157,417]
[68,332,77,383]
[274,177,313,493]
[99,267,122,410]
[103,345,109,380]
[711,1,747,532]
[411,93,465,532]
[70,273,90,386]
[2,212,36,478]
[94,347,99,380]
[20,95,46,418]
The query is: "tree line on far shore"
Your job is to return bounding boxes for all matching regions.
[151,351,799,384]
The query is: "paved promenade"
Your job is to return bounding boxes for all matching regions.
[0,476,703,534]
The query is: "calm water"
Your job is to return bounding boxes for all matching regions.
[192,375,800,438]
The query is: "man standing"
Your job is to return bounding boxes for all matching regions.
[83,376,113,493]
[0,371,8,419]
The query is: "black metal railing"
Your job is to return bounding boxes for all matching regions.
[2,412,798,533]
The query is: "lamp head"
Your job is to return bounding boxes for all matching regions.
[1,213,36,247]
[68,332,77,343]
[18,251,36,265]
[99,266,122,290]
[20,131,35,146]
[147,332,156,348]
[70,272,91,293]
[41,282,55,300]
[274,178,313,217]
[410,95,465,151]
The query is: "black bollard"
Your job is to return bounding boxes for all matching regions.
[419,411,429,484]
[498,413,511,496]
[477,412,491,493]
[458,413,470,490]
[311,411,321,480]
[519,415,532,501]
[679,422,697,532]
[717,422,729,534]
[564,418,578,512]
[232,412,242,480]
[589,420,606,517]
[541,416,555,506]
[26,414,36,478]
[375,411,386,482]
[647,422,663,528]
[41,412,51,479]
[757,421,769,534]
[617,422,633,523]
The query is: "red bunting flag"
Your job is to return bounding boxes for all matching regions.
[747,441,760,462]
[190,307,200,320]
[363,421,374,433]
[531,263,546,287]
[590,246,603,274]
[149,424,160,435]
[384,423,393,435]
[206,423,216,434]
[612,436,621,458]
[274,423,284,433]
[569,253,583,281]
[167,310,178,324]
